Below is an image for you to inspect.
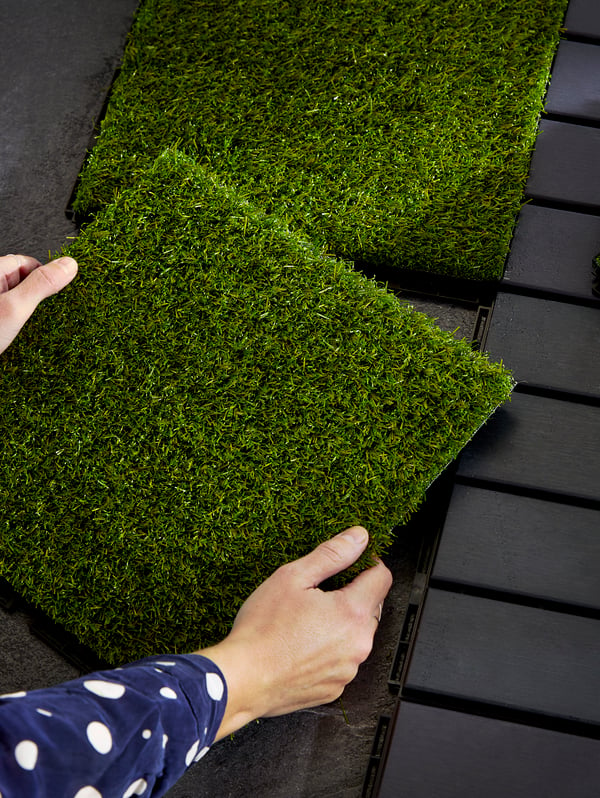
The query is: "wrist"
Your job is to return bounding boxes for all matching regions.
[195,636,269,740]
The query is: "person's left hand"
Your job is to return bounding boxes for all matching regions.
[0,253,78,354]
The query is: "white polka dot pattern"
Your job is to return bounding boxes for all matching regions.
[0,654,226,798]
[185,740,200,767]
[15,739,38,770]
[73,787,103,798]
[84,680,126,700]
[206,673,224,702]
[123,778,148,797]
[86,722,113,755]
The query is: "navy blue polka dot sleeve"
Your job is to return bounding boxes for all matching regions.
[0,653,227,798]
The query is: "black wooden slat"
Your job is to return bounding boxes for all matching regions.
[545,40,600,122]
[502,204,600,303]
[565,0,600,41]
[376,701,600,798]
[484,293,600,397]
[432,485,600,610]
[526,120,600,208]
[404,589,600,725]
[457,392,600,502]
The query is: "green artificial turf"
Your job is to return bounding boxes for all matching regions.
[0,150,513,664]
[74,0,568,281]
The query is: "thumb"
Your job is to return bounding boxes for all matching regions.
[0,257,78,355]
[296,526,369,588]
[11,257,78,315]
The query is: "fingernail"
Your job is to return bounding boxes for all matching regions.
[55,257,77,275]
[343,526,368,545]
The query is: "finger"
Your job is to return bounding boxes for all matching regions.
[341,557,393,611]
[0,257,78,355]
[7,256,77,317]
[0,254,41,275]
[0,254,42,292]
[292,526,370,588]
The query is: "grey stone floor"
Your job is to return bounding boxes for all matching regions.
[0,2,478,795]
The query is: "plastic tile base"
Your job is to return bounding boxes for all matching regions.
[375,701,600,798]
[457,392,600,502]
[544,40,600,120]
[404,589,600,727]
[432,485,600,611]
[484,292,600,397]
[526,120,600,209]
[565,0,600,40]
[502,204,600,303]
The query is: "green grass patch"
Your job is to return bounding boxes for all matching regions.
[74,0,567,281]
[0,151,512,663]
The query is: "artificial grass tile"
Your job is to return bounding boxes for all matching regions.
[74,0,568,281]
[0,151,512,664]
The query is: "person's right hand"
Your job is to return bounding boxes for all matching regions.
[198,526,392,740]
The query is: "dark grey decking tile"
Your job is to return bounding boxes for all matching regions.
[526,120,600,208]
[545,40,600,121]
[503,204,600,303]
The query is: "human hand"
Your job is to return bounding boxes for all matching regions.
[198,527,392,740]
[0,253,78,354]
